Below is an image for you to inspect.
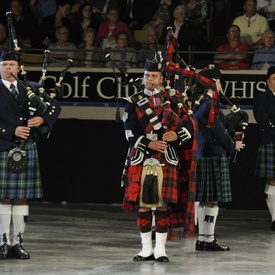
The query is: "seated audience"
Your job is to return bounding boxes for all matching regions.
[71,2,101,47]
[39,0,73,48]
[74,27,105,67]
[142,0,171,36]
[137,27,166,68]
[232,0,269,47]
[251,29,275,69]
[159,5,197,64]
[214,25,251,70]
[96,5,133,50]
[48,25,76,67]
[105,30,137,70]
[9,0,40,49]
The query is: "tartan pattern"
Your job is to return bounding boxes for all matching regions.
[155,209,170,233]
[137,211,152,233]
[196,154,232,203]
[255,144,275,178]
[161,162,180,203]
[0,140,43,199]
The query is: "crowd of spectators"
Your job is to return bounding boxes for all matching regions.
[0,0,274,70]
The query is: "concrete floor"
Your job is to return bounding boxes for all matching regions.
[1,201,274,275]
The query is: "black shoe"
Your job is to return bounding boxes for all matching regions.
[203,239,230,251]
[155,256,169,262]
[0,243,11,259]
[271,221,275,231]
[195,240,205,251]
[133,254,155,261]
[11,244,30,259]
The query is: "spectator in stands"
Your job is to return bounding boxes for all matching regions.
[233,0,269,48]
[186,0,207,24]
[48,25,76,67]
[137,27,166,68]
[142,0,172,36]
[96,5,133,50]
[0,23,9,52]
[30,0,57,26]
[251,29,275,69]
[71,2,101,47]
[74,27,105,67]
[105,30,137,70]
[9,0,40,49]
[159,5,197,64]
[257,0,275,33]
[39,0,73,48]
[214,24,251,70]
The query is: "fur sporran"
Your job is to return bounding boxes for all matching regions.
[139,158,164,208]
[7,147,27,172]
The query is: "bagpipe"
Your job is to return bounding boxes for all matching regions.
[6,11,73,137]
[163,26,249,161]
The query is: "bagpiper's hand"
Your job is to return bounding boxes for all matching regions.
[235,140,245,152]
[27,117,44,128]
[148,140,167,153]
[15,126,30,139]
[163,131,177,142]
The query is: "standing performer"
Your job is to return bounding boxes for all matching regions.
[194,68,245,251]
[253,67,275,231]
[121,58,197,262]
[0,51,61,259]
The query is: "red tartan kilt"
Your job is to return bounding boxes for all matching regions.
[161,162,180,204]
[126,161,180,205]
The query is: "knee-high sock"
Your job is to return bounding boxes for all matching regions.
[0,204,12,246]
[265,184,275,221]
[197,205,205,242]
[12,205,29,246]
[204,206,219,243]
[136,211,153,257]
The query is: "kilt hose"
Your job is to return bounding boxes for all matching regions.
[0,139,43,199]
[255,143,275,179]
[196,154,232,203]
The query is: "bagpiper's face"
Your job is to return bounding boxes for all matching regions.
[0,60,20,81]
[143,71,163,91]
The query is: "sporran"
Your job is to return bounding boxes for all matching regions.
[139,158,164,208]
[7,145,27,173]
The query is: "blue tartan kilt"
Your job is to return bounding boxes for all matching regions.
[196,154,232,203]
[0,139,43,199]
[255,143,275,179]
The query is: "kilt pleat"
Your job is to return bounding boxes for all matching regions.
[196,154,231,202]
[0,140,43,199]
[255,144,275,179]
[162,163,180,204]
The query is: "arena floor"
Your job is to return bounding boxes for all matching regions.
[1,201,274,275]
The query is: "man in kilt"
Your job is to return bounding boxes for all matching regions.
[0,51,61,259]
[121,58,198,262]
[193,68,245,251]
[254,67,275,231]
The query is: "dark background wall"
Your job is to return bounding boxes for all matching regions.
[37,119,267,210]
